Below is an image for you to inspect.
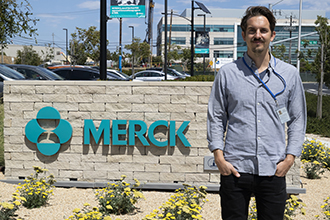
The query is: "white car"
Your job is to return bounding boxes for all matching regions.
[130,70,178,81]
[106,69,130,80]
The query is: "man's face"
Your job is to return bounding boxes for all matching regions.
[242,15,276,55]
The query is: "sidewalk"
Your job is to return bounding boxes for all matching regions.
[305,133,330,147]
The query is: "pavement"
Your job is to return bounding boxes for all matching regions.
[303,82,330,96]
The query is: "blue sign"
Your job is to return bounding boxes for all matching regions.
[25,107,73,156]
[195,48,209,54]
[110,0,146,18]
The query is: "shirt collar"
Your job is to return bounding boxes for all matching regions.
[243,52,276,70]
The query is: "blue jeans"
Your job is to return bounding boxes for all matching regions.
[220,173,287,220]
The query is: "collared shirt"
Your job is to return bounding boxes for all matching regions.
[207,53,307,176]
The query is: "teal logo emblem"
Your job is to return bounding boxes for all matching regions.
[25,107,72,156]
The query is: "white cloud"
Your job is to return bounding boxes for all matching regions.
[78,1,100,10]
[37,14,74,20]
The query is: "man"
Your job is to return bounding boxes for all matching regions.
[207,6,306,220]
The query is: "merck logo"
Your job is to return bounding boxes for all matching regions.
[25,107,191,156]
[25,107,73,156]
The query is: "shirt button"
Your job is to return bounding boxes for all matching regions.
[257,102,260,105]
[258,137,261,140]
[258,120,261,123]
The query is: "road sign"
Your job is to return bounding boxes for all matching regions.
[301,40,318,45]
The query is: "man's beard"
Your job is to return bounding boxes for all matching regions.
[251,38,265,54]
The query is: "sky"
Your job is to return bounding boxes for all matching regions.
[12,0,330,55]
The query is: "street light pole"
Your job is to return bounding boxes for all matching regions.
[164,0,168,80]
[197,14,206,75]
[191,0,195,76]
[63,28,68,64]
[129,26,135,78]
[100,0,107,80]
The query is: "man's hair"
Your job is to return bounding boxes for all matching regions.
[241,6,276,33]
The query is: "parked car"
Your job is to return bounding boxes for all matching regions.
[51,67,124,80]
[0,64,25,97]
[146,67,188,79]
[90,67,131,81]
[129,70,178,81]
[106,69,130,80]
[47,65,86,70]
[7,64,63,80]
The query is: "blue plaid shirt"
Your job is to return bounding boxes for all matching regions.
[207,53,306,176]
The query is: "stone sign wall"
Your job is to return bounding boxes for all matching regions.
[3,81,301,189]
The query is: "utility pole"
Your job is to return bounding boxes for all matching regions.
[284,14,296,64]
[100,0,107,80]
[52,33,55,61]
[119,18,122,71]
[191,0,194,76]
[297,0,302,72]
[169,9,173,52]
[289,15,293,64]
[63,28,68,64]
[164,0,168,80]
[147,0,154,67]
[198,13,206,74]
[129,26,135,78]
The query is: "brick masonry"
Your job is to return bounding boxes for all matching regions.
[3,81,301,187]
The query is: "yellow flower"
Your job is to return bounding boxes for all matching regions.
[13,201,21,206]
[73,208,81,213]
[84,203,90,206]
[124,187,131,192]
[106,205,113,210]
[104,217,112,220]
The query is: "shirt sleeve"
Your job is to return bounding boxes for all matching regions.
[286,70,307,157]
[207,69,227,152]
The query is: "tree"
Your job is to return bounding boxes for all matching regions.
[0,0,38,47]
[271,44,288,62]
[152,55,162,67]
[40,43,54,63]
[181,48,198,73]
[69,26,102,65]
[311,16,330,119]
[70,32,88,65]
[124,38,150,66]
[15,45,41,65]
[167,44,182,65]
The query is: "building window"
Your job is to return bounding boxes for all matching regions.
[214,38,234,45]
[214,51,233,58]
[162,24,234,33]
[167,37,186,45]
[210,25,234,32]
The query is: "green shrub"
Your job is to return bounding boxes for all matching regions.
[143,184,208,220]
[0,193,24,220]
[305,92,330,137]
[94,175,145,215]
[301,139,329,179]
[179,75,215,81]
[16,166,56,209]
[65,203,115,220]
[248,195,306,220]
[318,196,330,219]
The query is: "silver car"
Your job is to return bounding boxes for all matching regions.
[0,64,25,97]
[130,70,178,81]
